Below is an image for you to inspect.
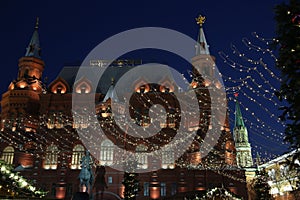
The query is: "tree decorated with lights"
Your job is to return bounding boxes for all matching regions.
[252,168,273,200]
[0,160,47,198]
[274,0,300,161]
[122,159,140,200]
[122,172,139,200]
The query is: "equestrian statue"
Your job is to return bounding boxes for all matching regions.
[79,150,94,193]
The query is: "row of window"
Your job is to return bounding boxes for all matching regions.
[1,142,175,170]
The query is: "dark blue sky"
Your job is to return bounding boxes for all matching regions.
[0,0,290,160]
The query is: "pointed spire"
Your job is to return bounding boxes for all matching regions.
[256,152,261,168]
[195,15,210,55]
[234,93,245,128]
[25,17,41,58]
[103,77,119,102]
[35,17,39,29]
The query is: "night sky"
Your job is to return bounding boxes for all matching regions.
[0,0,290,161]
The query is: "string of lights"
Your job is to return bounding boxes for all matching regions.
[219,33,288,162]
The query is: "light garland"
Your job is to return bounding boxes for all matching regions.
[0,33,290,189]
[183,186,242,200]
[0,160,47,198]
[218,32,288,162]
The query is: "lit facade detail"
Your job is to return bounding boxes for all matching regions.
[1,146,14,164]
[71,145,85,169]
[44,145,59,170]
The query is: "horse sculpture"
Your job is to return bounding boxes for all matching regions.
[79,150,94,193]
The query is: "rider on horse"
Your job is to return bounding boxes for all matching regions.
[79,150,94,192]
[81,150,93,172]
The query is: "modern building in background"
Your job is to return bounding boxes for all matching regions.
[0,18,249,199]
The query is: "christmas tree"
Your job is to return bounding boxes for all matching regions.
[122,159,139,200]
[122,172,139,200]
[0,160,47,198]
[274,0,300,159]
[252,168,273,200]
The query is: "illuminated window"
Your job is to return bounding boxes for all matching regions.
[162,149,174,169]
[71,144,85,169]
[56,85,63,94]
[75,82,91,94]
[44,145,58,170]
[136,145,148,169]
[108,176,113,184]
[161,182,166,196]
[47,112,64,129]
[100,140,114,166]
[1,146,14,164]
[55,112,64,129]
[81,84,87,94]
[143,182,149,196]
[72,110,89,128]
[168,109,175,128]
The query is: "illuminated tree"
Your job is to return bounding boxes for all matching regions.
[122,159,139,200]
[274,0,300,160]
[253,168,273,200]
[122,172,139,200]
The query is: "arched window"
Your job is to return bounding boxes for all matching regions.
[136,145,148,169]
[1,146,14,164]
[71,144,85,169]
[161,149,174,169]
[75,81,91,94]
[44,145,58,170]
[100,140,114,166]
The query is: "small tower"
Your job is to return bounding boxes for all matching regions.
[190,15,235,166]
[191,15,215,79]
[1,18,45,130]
[17,17,44,89]
[233,93,254,168]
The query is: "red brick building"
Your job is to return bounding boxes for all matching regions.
[0,18,248,199]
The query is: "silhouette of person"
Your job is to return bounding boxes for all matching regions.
[93,165,108,200]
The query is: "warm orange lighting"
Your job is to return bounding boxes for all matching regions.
[168,123,175,128]
[76,83,91,94]
[135,84,150,93]
[195,187,206,191]
[19,83,26,88]
[191,81,198,89]
[8,83,14,90]
[150,186,160,199]
[215,81,221,89]
[56,187,66,199]
[101,112,110,118]
[119,185,125,198]
[169,164,175,169]
[204,80,211,87]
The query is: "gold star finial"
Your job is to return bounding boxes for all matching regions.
[196,15,206,26]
